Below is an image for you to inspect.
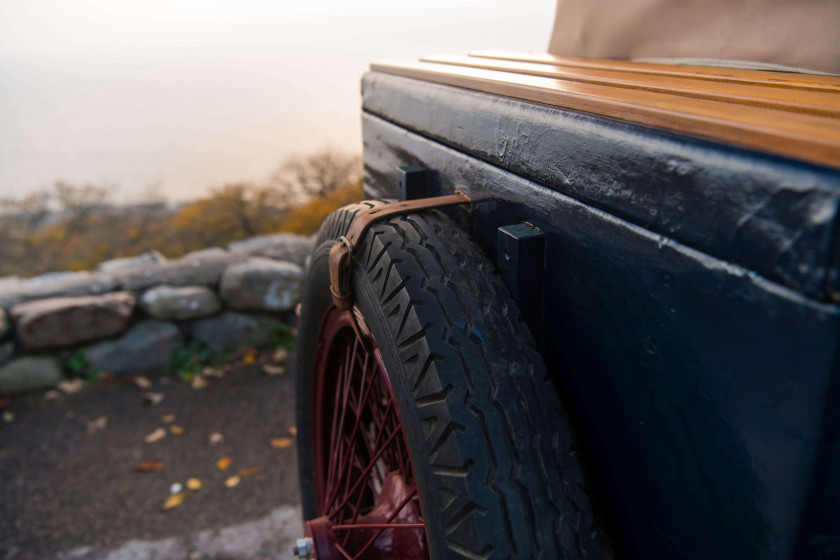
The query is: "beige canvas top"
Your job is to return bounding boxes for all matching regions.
[549,0,840,75]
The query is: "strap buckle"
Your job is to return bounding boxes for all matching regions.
[328,191,471,312]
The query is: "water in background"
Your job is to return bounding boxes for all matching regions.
[0,0,554,202]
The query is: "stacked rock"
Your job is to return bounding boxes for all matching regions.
[0,233,314,394]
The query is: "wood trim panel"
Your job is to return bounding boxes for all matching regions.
[469,50,840,92]
[422,55,840,117]
[370,59,840,169]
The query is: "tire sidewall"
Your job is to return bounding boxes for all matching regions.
[295,241,335,522]
[352,270,448,559]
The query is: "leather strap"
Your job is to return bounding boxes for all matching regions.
[329,192,471,310]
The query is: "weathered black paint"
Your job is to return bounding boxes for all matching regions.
[362,72,840,301]
[361,108,840,559]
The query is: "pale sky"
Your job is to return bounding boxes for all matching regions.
[0,0,555,202]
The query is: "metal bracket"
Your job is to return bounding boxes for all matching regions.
[329,191,471,313]
[497,223,546,349]
[397,165,431,200]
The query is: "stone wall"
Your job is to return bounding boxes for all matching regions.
[0,234,314,394]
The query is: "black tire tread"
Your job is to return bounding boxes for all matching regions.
[303,202,608,560]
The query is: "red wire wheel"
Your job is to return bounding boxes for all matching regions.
[306,305,428,560]
[296,201,609,559]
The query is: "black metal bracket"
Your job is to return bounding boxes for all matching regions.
[397,165,430,200]
[497,223,546,349]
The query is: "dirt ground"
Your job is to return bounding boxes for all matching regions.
[0,361,303,560]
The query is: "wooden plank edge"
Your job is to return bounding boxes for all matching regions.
[370,61,840,170]
[468,51,840,93]
[421,55,840,118]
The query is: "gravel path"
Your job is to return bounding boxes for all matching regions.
[0,362,302,560]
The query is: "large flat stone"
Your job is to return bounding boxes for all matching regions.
[11,292,136,350]
[84,320,183,375]
[190,312,281,353]
[112,253,247,291]
[0,356,62,394]
[227,234,314,266]
[181,247,228,260]
[0,341,14,365]
[0,271,117,308]
[97,250,167,273]
[0,276,20,291]
[220,258,303,312]
[140,285,221,320]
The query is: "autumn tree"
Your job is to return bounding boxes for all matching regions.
[154,182,287,255]
[270,148,360,203]
[0,148,364,277]
[0,181,115,275]
[0,190,52,275]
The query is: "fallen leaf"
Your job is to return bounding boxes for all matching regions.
[169,425,185,436]
[270,437,293,449]
[238,467,263,477]
[0,395,10,408]
[237,346,257,358]
[216,456,231,470]
[221,364,233,372]
[191,375,207,390]
[162,492,186,511]
[44,390,62,401]
[187,478,202,491]
[161,414,175,424]
[209,432,224,446]
[86,415,107,434]
[143,392,164,406]
[133,460,164,472]
[133,376,152,390]
[224,475,241,488]
[58,378,85,394]
[2,411,14,423]
[242,354,257,365]
[99,372,116,383]
[145,428,167,443]
[202,367,224,378]
[288,426,298,437]
[272,347,290,365]
[263,365,285,376]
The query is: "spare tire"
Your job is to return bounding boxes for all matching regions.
[296,200,609,559]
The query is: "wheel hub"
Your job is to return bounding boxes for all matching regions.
[298,473,426,560]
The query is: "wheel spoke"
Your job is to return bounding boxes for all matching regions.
[325,342,354,506]
[332,523,426,530]
[326,362,386,512]
[328,339,359,507]
[311,306,428,558]
[334,543,354,560]
[328,424,401,517]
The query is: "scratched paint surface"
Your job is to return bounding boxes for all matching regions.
[360,94,840,559]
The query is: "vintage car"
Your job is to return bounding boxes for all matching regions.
[293,2,840,558]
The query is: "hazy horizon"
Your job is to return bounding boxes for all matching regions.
[0,0,555,203]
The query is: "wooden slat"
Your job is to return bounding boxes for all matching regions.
[369,60,840,169]
[422,55,840,118]
[469,50,840,93]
